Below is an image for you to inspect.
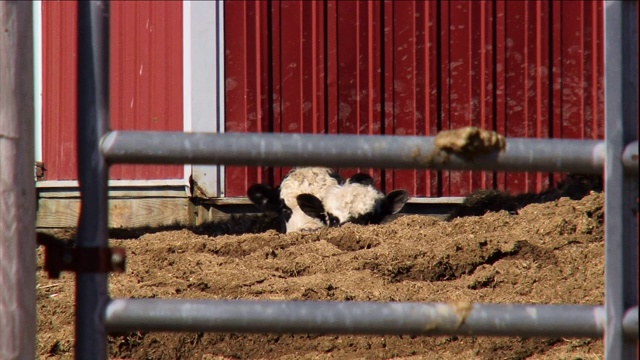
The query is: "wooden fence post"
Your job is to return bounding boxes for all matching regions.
[0,1,36,359]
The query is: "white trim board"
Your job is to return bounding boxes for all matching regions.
[183,0,226,198]
[37,180,191,199]
[182,0,193,188]
[33,0,42,161]
[216,0,226,196]
[36,179,189,188]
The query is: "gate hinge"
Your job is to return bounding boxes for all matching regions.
[37,232,126,279]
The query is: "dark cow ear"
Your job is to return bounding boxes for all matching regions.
[248,184,282,212]
[383,190,409,215]
[328,171,346,185]
[327,214,341,227]
[348,173,374,186]
[296,194,326,220]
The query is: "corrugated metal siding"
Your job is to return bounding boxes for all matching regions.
[42,1,78,181]
[224,0,605,197]
[224,1,271,193]
[41,1,184,181]
[382,1,440,197]
[109,1,184,180]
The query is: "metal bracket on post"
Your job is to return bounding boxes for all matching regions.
[34,161,46,180]
[37,232,126,279]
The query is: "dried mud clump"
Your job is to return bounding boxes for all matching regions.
[433,126,506,157]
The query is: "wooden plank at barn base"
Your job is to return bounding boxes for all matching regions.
[37,194,466,230]
[38,188,188,199]
[37,197,194,229]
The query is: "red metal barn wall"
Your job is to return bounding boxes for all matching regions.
[224,0,605,198]
[41,1,183,181]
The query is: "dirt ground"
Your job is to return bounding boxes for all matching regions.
[36,191,605,360]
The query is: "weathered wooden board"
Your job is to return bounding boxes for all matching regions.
[38,188,188,198]
[1,2,36,357]
[37,198,192,229]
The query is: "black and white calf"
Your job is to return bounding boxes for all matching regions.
[248,167,408,233]
[247,167,345,233]
[296,174,408,228]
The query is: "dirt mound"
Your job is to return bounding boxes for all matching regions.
[37,193,605,359]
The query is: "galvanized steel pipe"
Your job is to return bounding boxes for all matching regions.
[623,306,638,340]
[99,131,631,174]
[105,299,616,339]
[622,140,638,173]
[76,2,111,359]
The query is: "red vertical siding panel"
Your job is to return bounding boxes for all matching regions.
[109,1,184,180]
[423,1,441,197]
[271,1,284,185]
[224,1,250,196]
[223,0,605,198]
[42,1,78,181]
[335,1,357,136]
[326,1,339,135]
[110,2,136,137]
[447,1,475,196]
[494,1,507,192]
[439,1,453,197]
[382,0,395,194]
[503,1,528,193]
[559,1,585,140]
[469,1,485,192]
[412,1,439,197]
[349,2,383,184]
[583,1,604,140]
[549,1,564,186]
[477,0,497,191]
[400,2,441,196]
[595,1,605,140]
[365,2,384,186]
[389,1,419,195]
[42,1,183,181]
[42,0,606,195]
[224,1,269,196]
[279,1,304,135]
[257,1,273,185]
[271,1,329,184]
[277,1,305,183]
[310,1,327,137]
[329,2,383,184]
[530,1,551,193]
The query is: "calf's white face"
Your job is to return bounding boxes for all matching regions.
[296,175,409,227]
[249,168,408,233]
[247,167,344,233]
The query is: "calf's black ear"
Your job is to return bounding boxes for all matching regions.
[296,194,326,219]
[248,184,282,212]
[348,173,374,186]
[383,190,409,215]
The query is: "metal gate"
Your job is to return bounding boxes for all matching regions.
[2,1,637,359]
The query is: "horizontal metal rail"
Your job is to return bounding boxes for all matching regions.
[101,131,638,175]
[622,140,638,172]
[623,306,638,339]
[104,299,637,340]
[96,131,600,173]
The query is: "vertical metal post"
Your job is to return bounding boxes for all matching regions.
[0,2,36,359]
[603,1,639,359]
[76,2,110,359]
